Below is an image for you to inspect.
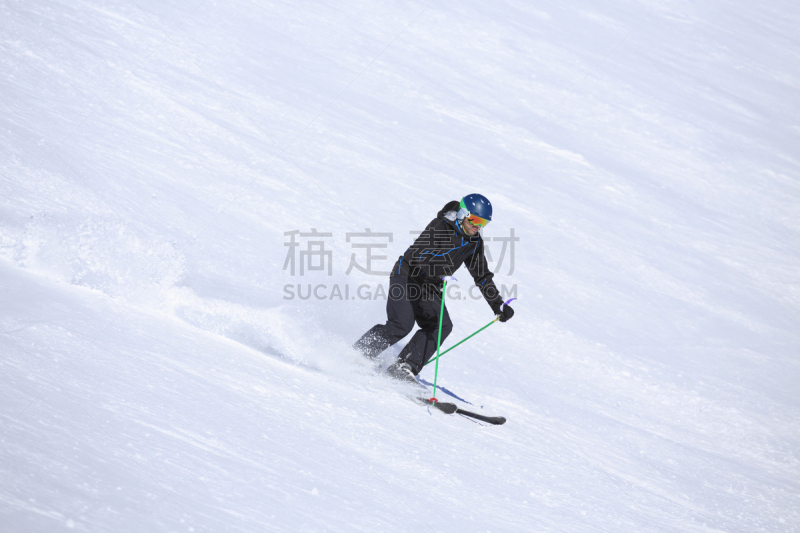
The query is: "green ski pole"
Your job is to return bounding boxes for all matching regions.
[431,276,457,404]
[425,317,498,366]
[424,297,516,367]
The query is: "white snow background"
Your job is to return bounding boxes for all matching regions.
[1,0,799,531]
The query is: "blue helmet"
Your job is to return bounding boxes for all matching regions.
[458,193,492,227]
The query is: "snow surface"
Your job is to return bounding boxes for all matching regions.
[2,0,799,531]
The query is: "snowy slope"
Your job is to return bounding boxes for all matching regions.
[2,0,799,531]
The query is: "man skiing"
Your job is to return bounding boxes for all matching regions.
[353,193,514,383]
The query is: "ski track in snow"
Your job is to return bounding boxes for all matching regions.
[1,0,799,531]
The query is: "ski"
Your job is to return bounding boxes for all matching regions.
[418,398,506,425]
[455,409,506,425]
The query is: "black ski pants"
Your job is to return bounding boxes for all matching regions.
[354,275,452,374]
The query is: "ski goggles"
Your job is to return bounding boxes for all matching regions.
[463,212,490,228]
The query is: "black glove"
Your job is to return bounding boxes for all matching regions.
[492,303,514,322]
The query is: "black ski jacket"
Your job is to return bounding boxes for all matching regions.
[391,201,506,312]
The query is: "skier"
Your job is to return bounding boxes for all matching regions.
[353,193,514,383]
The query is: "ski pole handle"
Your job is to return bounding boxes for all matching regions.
[494,297,516,319]
[495,297,516,316]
